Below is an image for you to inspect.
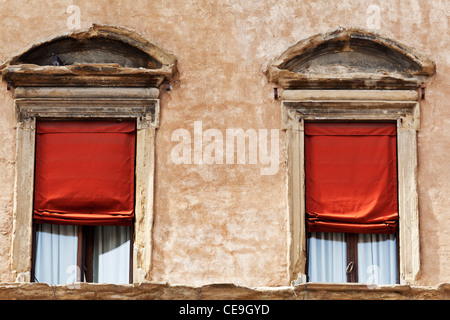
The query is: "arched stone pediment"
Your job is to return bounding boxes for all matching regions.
[266,28,435,89]
[1,24,177,87]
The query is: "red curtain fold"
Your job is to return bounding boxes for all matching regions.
[305,122,398,234]
[33,120,136,226]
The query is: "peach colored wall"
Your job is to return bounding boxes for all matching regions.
[0,0,448,286]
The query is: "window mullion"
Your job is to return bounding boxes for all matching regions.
[76,226,84,282]
[84,226,94,283]
[346,233,358,283]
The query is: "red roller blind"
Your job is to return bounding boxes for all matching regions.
[33,120,136,226]
[305,122,398,234]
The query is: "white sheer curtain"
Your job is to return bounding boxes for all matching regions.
[357,233,397,285]
[308,232,347,283]
[307,232,397,285]
[34,223,78,285]
[34,224,131,285]
[92,225,131,284]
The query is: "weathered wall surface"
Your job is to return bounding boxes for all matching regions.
[0,0,448,288]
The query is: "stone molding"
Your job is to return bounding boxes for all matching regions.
[281,90,421,285]
[266,28,436,89]
[1,24,177,88]
[0,281,448,300]
[13,87,160,129]
[266,29,435,286]
[10,87,159,283]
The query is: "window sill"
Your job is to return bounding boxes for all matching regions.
[0,281,448,300]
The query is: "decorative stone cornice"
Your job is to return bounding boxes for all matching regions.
[0,282,448,300]
[266,28,436,90]
[1,24,177,88]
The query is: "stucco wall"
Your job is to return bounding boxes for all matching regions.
[0,0,448,287]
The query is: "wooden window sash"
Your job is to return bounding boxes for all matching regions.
[346,233,358,283]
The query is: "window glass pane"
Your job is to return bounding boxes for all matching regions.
[92,225,131,284]
[357,233,397,285]
[308,232,347,283]
[34,223,78,285]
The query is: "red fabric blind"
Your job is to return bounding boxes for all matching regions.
[305,122,398,234]
[33,120,136,226]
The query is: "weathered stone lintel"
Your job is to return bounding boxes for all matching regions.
[281,89,419,101]
[274,74,424,90]
[13,87,160,100]
[281,99,419,132]
[14,98,160,129]
[2,64,171,88]
[0,282,448,300]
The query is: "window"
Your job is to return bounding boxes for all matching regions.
[279,98,416,286]
[265,28,435,285]
[304,121,399,284]
[31,120,136,284]
[2,25,177,283]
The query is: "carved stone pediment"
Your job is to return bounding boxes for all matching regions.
[1,24,177,88]
[266,28,435,89]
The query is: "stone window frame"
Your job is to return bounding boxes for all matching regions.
[265,28,436,285]
[281,89,420,285]
[10,88,158,283]
[1,25,177,283]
